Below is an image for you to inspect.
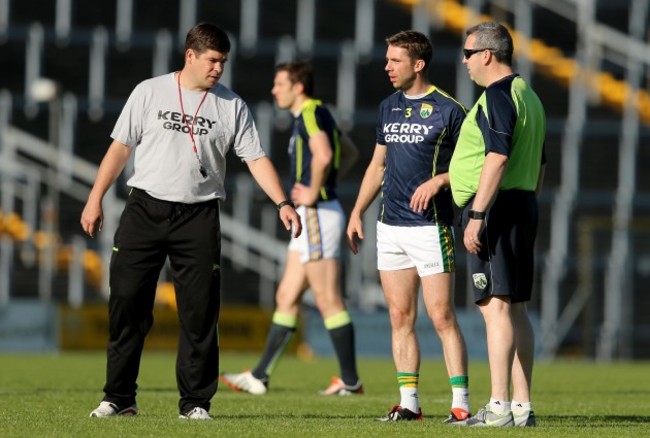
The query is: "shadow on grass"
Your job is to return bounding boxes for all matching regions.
[532,415,650,427]
[213,413,650,425]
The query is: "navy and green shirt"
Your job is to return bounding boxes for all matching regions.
[449,74,546,208]
[376,85,466,226]
[289,98,342,201]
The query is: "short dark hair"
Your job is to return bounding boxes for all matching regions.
[275,61,314,96]
[185,22,231,54]
[385,30,433,72]
[466,22,513,66]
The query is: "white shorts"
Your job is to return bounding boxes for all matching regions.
[376,222,455,277]
[289,200,344,263]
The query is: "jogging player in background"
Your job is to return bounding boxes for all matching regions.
[81,22,300,420]
[220,61,363,396]
[346,30,471,423]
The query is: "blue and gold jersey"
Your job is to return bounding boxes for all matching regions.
[376,86,466,226]
[289,98,342,201]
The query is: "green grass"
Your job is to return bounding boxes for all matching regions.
[0,352,648,437]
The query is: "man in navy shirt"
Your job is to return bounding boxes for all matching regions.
[347,30,471,423]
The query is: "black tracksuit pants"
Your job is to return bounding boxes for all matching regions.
[103,188,221,414]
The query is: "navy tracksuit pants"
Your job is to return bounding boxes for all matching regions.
[103,188,221,414]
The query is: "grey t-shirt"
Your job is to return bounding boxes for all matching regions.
[111,72,266,203]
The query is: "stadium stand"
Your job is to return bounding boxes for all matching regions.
[1,0,650,359]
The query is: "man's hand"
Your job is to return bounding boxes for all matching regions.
[409,173,449,213]
[279,205,302,238]
[409,178,442,213]
[346,215,364,255]
[290,182,318,207]
[463,218,484,254]
[80,200,103,238]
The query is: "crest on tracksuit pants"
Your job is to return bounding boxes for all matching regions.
[472,273,488,290]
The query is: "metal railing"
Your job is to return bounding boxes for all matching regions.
[0,124,384,310]
[3,0,649,358]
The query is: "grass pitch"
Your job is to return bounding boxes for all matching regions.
[0,352,648,437]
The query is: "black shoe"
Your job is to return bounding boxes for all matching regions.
[377,405,424,421]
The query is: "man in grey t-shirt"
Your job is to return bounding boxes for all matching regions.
[81,22,301,420]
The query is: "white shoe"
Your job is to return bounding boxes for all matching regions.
[465,404,514,427]
[219,370,268,395]
[179,407,212,420]
[89,401,138,417]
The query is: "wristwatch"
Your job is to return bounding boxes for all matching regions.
[276,200,295,211]
[467,209,486,220]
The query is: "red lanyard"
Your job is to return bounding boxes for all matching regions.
[177,71,209,176]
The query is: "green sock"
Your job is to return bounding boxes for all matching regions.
[450,375,470,411]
